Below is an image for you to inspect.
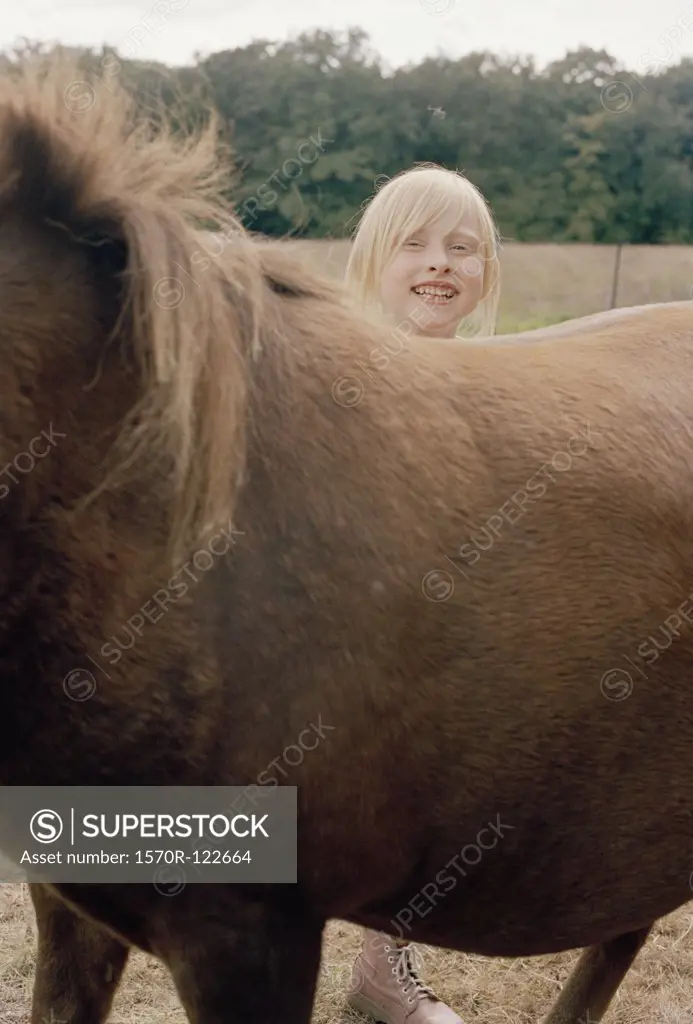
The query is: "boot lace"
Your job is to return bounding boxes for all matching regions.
[387,944,437,1006]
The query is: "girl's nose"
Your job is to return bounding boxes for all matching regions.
[427,249,452,272]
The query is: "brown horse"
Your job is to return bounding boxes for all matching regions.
[3,51,693,1024]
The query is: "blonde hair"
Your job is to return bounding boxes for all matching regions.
[344,163,501,338]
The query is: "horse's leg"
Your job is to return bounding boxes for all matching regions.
[29,883,130,1024]
[162,899,324,1024]
[541,925,652,1024]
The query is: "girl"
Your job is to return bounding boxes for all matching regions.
[345,162,500,343]
[342,163,502,1024]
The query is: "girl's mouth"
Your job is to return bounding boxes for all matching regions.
[412,284,457,303]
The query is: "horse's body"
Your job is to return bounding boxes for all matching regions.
[2,55,693,1024]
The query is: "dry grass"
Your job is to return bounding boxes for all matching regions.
[2,885,693,1023]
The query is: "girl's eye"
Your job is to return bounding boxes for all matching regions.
[404,240,423,248]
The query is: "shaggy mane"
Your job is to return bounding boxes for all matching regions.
[0,50,269,563]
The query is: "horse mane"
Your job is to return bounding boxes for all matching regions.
[0,50,275,564]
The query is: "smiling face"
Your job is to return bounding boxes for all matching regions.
[379,210,486,338]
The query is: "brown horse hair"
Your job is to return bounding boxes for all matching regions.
[0,50,270,565]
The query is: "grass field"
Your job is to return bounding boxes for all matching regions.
[2,885,693,1023]
[3,242,693,1023]
[287,238,693,330]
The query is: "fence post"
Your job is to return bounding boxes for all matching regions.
[609,243,623,309]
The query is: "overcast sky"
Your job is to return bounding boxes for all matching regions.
[3,0,693,73]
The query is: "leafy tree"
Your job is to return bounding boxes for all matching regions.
[4,32,693,243]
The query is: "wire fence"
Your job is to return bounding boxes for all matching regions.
[290,239,693,327]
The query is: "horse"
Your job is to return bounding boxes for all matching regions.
[3,51,693,1024]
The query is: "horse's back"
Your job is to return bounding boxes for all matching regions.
[478,299,693,345]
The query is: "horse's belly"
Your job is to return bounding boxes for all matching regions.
[353,852,692,957]
[338,764,693,956]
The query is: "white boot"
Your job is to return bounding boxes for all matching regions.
[347,928,463,1023]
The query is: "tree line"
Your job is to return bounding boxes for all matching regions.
[5,31,693,243]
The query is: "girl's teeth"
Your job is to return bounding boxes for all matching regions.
[413,287,455,298]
